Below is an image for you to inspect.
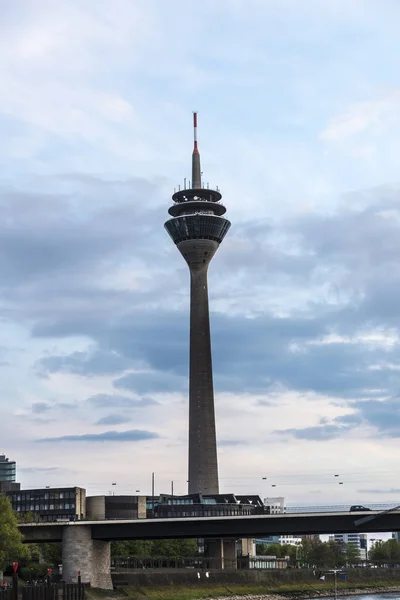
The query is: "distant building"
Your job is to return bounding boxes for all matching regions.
[392,532,400,542]
[152,493,266,519]
[332,532,367,561]
[0,454,20,493]
[7,487,86,521]
[87,495,147,520]
[256,535,302,546]
[263,496,285,514]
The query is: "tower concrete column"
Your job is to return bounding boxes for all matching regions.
[62,525,112,589]
[164,113,231,496]
[179,239,219,495]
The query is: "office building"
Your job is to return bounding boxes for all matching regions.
[151,493,266,519]
[87,495,146,520]
[263,496,285,514]
[255,535,302,546]
[0,454,20,493]
[164,113,230,495]
[7,487,86,521]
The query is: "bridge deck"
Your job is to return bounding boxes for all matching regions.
[19,510,400,543]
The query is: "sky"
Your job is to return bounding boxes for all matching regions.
[2,0,400,515]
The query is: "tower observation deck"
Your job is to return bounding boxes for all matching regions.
[165,113,231,495]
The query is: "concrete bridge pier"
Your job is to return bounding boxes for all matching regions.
[62,526,113,589]
[205,539,237,569]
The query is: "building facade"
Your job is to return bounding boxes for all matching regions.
[152,493,266,519]
[263,496,286,514]
[0,454,20,493]
[255,535,302,546]
[87,495,147,520]
[7,487,86,521]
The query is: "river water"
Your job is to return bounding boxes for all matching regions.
[206,592,400,600]
[315,595,400,600]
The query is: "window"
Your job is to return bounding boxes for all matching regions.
[165,215,231,245]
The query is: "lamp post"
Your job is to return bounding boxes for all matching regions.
[324,569,344,600]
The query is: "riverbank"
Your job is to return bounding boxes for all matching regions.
[115,579,400,600]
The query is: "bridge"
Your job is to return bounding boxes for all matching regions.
[19,509,400,589]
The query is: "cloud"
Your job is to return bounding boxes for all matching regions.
[358,489,400,495]
[95,414,131,426]
[38,348,134,378]
[218,440,249,447]
[275,424,352,441]
[114,371,187,395]
[18,467,61,473]
[87,394,158,408]
[37,429,160,443]
[31,402,51,414]
[320,93,400,143]
[334,398,400,438]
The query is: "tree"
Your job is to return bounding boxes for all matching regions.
[0,494,26,570]
[151,539,198,558]
[369,540,389,566]
[386,539,400,564]
[345,543,361,565]
[111,539,199,559]
[111,540,153,558]
[369,539,400,566]
[41,543,62,567]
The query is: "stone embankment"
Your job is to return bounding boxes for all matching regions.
[207,586,400,600]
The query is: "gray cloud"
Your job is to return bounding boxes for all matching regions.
[87,394,159,408]
[276,424,352,441]
[37,429,160,443]
[95,414,132,426]
[3,181,400,443]
[114,371,187,395]
[333,398,400,438]
[38,348,134,377]
[358,489,400,494]
[275,396,400,440]
[19,467,61,473]
[31,402,52,414]
[218,440,249,446]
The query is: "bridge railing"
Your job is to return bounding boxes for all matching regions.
[112,556,287,571]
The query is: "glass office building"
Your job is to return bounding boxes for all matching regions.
[0,454,16,482]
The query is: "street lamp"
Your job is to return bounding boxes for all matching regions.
[323,569,344,600]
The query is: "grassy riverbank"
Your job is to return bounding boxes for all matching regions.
[114,579,400,600]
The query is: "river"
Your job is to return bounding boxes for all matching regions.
[205,592,400,600]
[318,595,400,600]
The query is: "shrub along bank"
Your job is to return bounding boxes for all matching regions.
[112,567,400,600]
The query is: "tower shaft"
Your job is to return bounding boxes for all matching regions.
[179,239,219,495]
[164,113,230,497]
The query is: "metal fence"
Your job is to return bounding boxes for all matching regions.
[21,583,86,600]
[0,588,15,600]
[1,582,86,600]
